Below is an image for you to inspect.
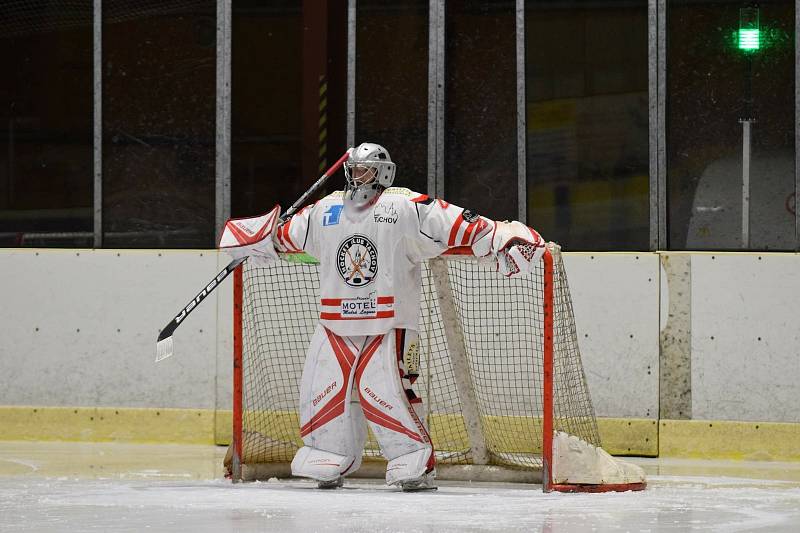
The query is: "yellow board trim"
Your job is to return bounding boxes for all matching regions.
[2,407,656,457]
[660,419,800,461]
[5,407,798,462]
[0,406,216,445]
[597,417,658,456]
[213,411,659,456]
[215,409,232,445]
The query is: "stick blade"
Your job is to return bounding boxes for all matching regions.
[155,336,174,362]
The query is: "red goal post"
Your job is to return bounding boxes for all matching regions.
[228,243,646,493]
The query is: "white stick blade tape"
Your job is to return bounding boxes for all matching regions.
[155,337,174,362]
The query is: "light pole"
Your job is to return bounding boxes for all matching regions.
[737,5,760,248]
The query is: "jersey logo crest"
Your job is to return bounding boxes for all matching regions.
[323,204,344,226]
[337,234,378,287]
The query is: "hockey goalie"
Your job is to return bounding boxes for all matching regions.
[220,143,545,491]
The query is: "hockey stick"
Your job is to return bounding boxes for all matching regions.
[155,150,351,361]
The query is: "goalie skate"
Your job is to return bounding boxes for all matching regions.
[317,476,344,489]
[400,471,437,492]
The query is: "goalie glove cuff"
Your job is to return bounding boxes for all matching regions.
[499,241,546,277]
[218,204,282,266]
[476,220,545,277]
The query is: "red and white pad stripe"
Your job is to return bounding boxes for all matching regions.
[299,329,356,438]
[353,336,426,444]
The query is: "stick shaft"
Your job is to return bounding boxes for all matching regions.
[157,256,245,343]
[280,151,350,223]
[156,150,350,352]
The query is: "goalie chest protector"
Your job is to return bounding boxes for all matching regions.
[296,188,445,337]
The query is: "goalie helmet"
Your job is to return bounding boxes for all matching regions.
[344,142,396,208]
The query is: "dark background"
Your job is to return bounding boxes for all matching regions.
[0,0,795,250]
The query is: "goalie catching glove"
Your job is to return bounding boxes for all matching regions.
[473,220,546,277]
[218,204,282,266]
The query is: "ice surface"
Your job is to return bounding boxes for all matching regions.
[1,442,799,532]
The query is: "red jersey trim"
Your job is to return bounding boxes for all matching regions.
[281,218,301,252]
[320,296,394,305]
[461,221,477,246]
[448,213,465,247]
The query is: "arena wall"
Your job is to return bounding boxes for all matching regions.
[1,249,798,460]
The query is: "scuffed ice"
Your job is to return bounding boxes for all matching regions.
[1,475,800,532]
[1,443,799,532]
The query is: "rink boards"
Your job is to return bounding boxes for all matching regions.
[1,248,799,460]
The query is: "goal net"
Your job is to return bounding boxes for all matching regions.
[226,243,645,492]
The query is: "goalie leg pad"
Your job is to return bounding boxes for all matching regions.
[294,325,368,478]
[345,387,368,475]
[291,446,357,482]
[386,448,435,486]
[354,330,435,484]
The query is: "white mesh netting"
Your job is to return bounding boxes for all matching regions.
[232,245,602,476]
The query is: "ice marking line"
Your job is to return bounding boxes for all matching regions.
[1,457,39,471]
[129,471,193,478]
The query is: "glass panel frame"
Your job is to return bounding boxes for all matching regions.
[525,0,651,251]
[354,0,430,196]
[665,0,796,251]
[3,2,797,251]
[444,0,519,222]
[101,0,217,248]
[0,1,94,248]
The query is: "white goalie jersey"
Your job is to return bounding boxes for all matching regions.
[269,187,544,337]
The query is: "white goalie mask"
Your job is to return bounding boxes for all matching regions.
[343,142,396,208]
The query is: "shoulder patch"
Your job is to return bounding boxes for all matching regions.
[461,209,480,223]
[322,204,344,226]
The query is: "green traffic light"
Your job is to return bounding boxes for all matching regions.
[738,6,760,52]
[738,29,760,50]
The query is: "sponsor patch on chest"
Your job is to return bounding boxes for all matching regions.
[320,294,395,321]
[341,294,378,317]
[323,204,343,226]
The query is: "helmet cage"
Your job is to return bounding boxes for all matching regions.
[344,162,379,188]
[344,143,396,192]
[344,160,395,190]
